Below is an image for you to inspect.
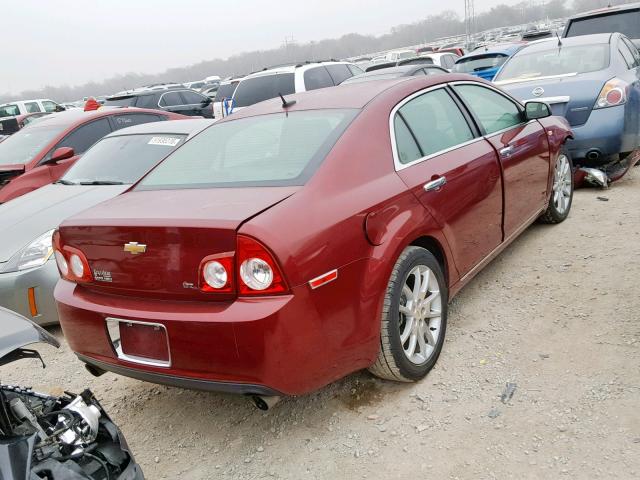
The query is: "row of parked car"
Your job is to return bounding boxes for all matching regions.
[1,4,639,477]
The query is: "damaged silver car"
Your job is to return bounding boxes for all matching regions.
[0,306,143,480]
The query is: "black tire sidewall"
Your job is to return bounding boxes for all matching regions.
[386,248,448,381]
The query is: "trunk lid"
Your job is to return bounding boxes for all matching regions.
[59,187,298,300]
[497,72,607,127]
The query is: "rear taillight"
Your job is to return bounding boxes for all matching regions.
[52,230,93,283]
[594,78,628,109]
[199,253,234,292]
[237,235,288,295]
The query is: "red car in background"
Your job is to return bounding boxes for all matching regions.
[0,112,51,136]
[0,108,186,203]
[54,75,573,405]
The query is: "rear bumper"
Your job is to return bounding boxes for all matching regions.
[54,258,379,396]
[0,259,60,325]
[567,105,638,159]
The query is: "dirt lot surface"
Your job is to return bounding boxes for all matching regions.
[2,170,639,480]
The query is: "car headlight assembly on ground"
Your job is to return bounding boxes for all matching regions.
[0,229,55,273]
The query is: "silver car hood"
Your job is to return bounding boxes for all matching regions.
[0,306,59,360]
[0,183,128,263]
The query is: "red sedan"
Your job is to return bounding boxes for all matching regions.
[0,108,186,203]
[54,75,573,403]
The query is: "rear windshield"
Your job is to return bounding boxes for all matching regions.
[62,133,187,184]
[232,74,295,108]
[453,54,508,74]
[137,109,357,189]
[566,10,640,38]
[104,97,137,107]
[496,44,610,81]
[0,125,65,165]
[0,104,20,118]
[213,83,238,102]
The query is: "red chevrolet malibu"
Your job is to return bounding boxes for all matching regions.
[54,75,573,403]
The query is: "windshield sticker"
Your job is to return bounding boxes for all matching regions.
[148,136,181,146]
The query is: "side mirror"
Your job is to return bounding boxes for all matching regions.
[524,101,551,120]
[48,147,75,163]
[201,97,212,106]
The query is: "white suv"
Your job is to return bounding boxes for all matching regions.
[224,61,363,116]
[0,98,63,118]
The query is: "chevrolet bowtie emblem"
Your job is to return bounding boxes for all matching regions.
[123,242,146,255]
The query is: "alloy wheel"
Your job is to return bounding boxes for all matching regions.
[553,153,571,215]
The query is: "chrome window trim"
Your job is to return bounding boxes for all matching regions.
[105,317,171,368]
[389,84,482,171]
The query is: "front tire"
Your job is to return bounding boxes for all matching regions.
[369,246,448,382]
[539,148,573,224]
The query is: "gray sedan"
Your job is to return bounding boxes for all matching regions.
[0,118,213,325]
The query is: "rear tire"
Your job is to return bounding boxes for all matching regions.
[369,246,448,382]
[539,148,573,224]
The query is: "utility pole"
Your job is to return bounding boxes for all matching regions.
[464,0,475,48]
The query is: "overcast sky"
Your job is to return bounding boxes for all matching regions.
[3,0,521,94]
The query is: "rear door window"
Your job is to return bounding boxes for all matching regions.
[25,102,41,113]
[232,74,295,108]
[393,88,474,164]
[52,118,113,156]
[325,64,354,85]
[159,91,184,107]
[180,90,208,104]
[304,67,335,90]
[0,104,20,118]
[134,95,160,109]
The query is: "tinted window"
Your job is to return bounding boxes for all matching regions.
[62,133,187,184]
[180,90,208,104]
[232,74,295,108]
[55,118,112,155]
[104,97,137,107]
[495,44,609,80]
[159,91,183,107]
[138,109,357,189]
[566,10,640,39]
[42,101,58,112]
[0,125,64,165]
[213,83,238,102]
[111,114,163,131]
[25,102,41,113]
[619,40,636,68]
[325,64,354,85]
[454,84,522,135]
[133,94,159,109]
[395,89,474,163]
[402,58,434,65]
[304,67,335,90]
[0,104,20,118]
[454,54,507,73]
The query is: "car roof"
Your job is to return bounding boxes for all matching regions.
[516,33,613,54]
[104,118,214,137]
[243,61,352,79]
[569,1,640,19]
[25,107,167,127]
[222,73,476,120]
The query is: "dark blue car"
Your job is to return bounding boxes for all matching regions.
[495,33,640,165]
[452,44,524,81]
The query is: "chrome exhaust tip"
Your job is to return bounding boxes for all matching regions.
[250,395,281,410]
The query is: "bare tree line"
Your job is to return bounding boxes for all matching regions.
[0,0,634,103]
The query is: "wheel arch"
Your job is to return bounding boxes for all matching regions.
[409,235,449,287]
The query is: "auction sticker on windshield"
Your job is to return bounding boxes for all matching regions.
[148,136,181,146]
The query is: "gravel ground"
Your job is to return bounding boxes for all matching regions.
[2,169,639,479]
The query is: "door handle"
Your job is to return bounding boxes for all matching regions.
[500,145,514,157]
[423,176,447,192]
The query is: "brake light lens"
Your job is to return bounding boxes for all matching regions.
[594,78,628,109]
[52,230,93,283]
[199,254,234,292]
[237,235,288,295]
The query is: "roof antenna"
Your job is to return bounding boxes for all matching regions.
[556,31,563,48]
[278,93,296,108]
